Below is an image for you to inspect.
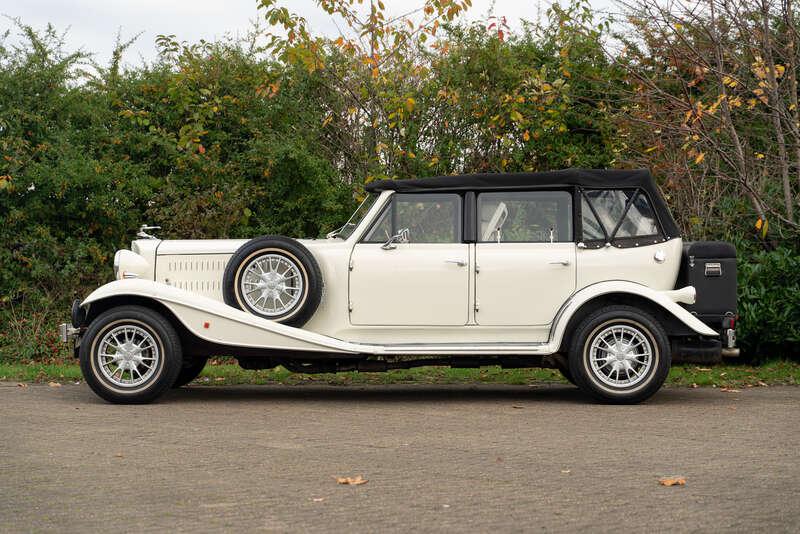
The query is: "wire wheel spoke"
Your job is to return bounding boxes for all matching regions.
[241,253,304,317]
[588,323,653,388]
[96,324,160,388]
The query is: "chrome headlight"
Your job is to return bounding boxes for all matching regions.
[114,250,150,280]
[113,250,122,280]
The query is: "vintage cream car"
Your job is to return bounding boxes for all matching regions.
[60,169,738,404]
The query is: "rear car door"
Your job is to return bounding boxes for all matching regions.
[474,190,576,326]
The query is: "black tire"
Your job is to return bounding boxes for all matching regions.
[568,305,670,404]
[222,235,323,327]
[172,356,208,388]
[79,305,183,404]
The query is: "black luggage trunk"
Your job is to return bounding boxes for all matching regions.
[676,241,737,329]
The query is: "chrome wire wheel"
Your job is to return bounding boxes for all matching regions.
[240,253,305,317]
[96,324,160,388]
[587,323,654,388]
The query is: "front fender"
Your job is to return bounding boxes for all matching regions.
[81,279,360,354]
[549,281,718,349]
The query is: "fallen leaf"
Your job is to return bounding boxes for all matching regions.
[442,504,450,508]
[17,383,28,388]
[114,453,124,458]
[696,367,711,371]
[720,388,741,393]
[512,405,524,409]
[691,383,699,388]
[757,381,768,387]
[659,476,686,486]
[335,475,368,486]
[214,377,225,382]
[48,382,61,388]
[561,469,571,474]
[312,497,325,502]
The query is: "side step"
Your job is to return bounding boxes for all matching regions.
[240,356,550,373]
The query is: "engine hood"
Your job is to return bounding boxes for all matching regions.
[153,237,338,256]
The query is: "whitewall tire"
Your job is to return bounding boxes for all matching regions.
[79,306,183,404]
[568,305,670,404]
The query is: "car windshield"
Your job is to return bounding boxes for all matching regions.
[328,194,379,240]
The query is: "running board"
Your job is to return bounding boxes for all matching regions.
[352,341,552,355]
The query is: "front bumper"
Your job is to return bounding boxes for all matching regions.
[58,323,81,343]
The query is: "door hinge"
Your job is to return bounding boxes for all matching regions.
[475,263,480,274]
[474,301,480,312]
[348,301,354,312]
[348,259,354,271]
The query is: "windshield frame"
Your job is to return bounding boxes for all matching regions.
[328,193,380,240]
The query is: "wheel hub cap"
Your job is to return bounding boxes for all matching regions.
[588,324,653,388]
[97,325,159,388]
[241,253,304,317]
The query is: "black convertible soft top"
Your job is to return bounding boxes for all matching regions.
[365,169,680,238]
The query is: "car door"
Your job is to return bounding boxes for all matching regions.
[474,190,576,326]
[348,193,469,326]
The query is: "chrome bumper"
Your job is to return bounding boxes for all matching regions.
[58,323,81,343]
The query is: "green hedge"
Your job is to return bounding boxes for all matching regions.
[1,22,797,363]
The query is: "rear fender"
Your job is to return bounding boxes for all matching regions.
[549,281,717,349]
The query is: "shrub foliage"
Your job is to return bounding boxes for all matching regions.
[0,1,798,362]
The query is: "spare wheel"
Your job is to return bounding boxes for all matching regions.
[222,236,323,327]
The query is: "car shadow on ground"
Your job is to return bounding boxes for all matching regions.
[147,383,698,406]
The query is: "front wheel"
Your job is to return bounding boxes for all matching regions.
[568,305,670,404]
[79,306,183,404]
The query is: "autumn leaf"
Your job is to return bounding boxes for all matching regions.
[335,475,368,485]
[694,152,705,164]
[405,97,415,112]
[523,130,530,141]
[509,110,523,123]
[659,476,686,486]
[48,381,61,387]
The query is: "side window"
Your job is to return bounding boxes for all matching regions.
[363,193,462,243]
[581,189,662,243]
[617,193,660,237]
[478,191,573,243]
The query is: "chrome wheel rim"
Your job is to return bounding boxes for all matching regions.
[588,323,653,388]
[97,325,160,388]
[240,253,304,317]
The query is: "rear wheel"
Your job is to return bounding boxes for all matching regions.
[568,305,670,404]
[79,306,182,404]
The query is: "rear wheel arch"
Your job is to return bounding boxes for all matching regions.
[557,292,693,353]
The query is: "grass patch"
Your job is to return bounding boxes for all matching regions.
[1,360,798,387]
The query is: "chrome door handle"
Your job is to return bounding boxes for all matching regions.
[549,260,571,266]
[445,259,467,267]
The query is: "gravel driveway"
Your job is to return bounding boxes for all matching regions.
[1,383,798,532]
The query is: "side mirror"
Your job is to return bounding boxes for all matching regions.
[381,227,410,250]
